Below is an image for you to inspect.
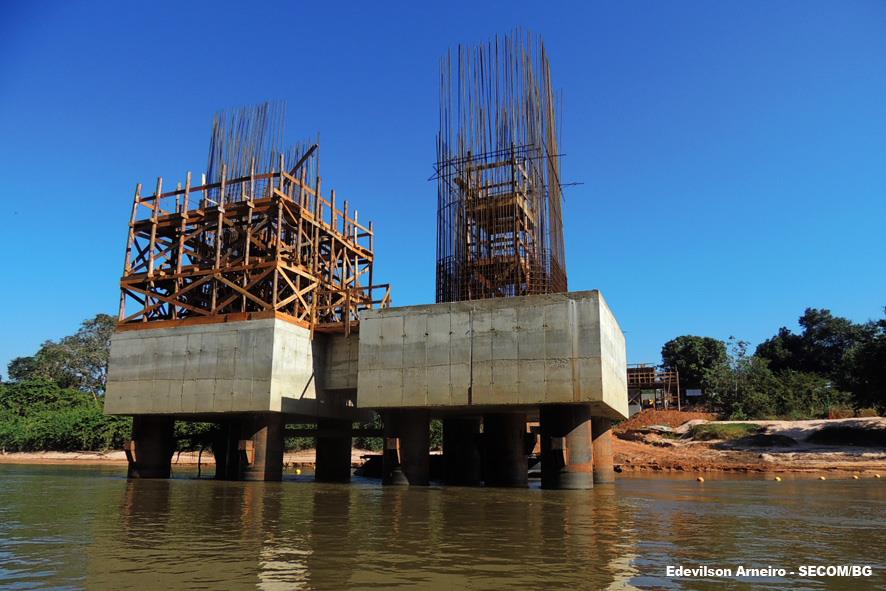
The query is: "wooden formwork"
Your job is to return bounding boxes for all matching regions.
[627,364,682,411]
[118,152,390,336]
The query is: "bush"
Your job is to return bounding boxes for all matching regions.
[688,422,762,441]
[0,405,130,452]
[0,380,130,452]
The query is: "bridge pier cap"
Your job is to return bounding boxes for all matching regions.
[356,290,628,420]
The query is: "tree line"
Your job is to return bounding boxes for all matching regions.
[1,314,129,451]
[661,308,885,419]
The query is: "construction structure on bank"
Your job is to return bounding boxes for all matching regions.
[105,30,628,489]
[627,364,682,413]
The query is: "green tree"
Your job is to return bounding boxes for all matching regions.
[756,307,884,410]
[772,370,848,419]
[0,380,130,452]
[704,339,850,419]
[756,308,868,380]
[846,312,886,410]
[661,335,728,390]
[7,314,116,397]
[704,339,778,419]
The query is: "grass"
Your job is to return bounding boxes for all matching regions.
[688,422,763,441]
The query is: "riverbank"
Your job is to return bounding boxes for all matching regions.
[3,412,884,477]
[0,448,370,467]
[614,412,886,475]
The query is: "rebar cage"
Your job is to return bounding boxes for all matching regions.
[435,31,567,303]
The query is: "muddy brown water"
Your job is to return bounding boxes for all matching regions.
[0,464,883,590]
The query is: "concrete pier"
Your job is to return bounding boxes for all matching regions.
[540,405,594,490]
[127,416,175,478]
[314,419,353,483]
[238,413,285,482]
[108,290,629,487]
[381,411,407,485]
[443,417,483,486]
[483,413,528,488]
[591,417,615,484]
[211,414,285,481]
[397,410,430,486]
[381,410,429,486]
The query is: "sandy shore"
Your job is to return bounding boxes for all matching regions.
[614,413,886,475]
[0,448,371,467]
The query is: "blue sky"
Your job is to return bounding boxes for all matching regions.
[1,1,884,375]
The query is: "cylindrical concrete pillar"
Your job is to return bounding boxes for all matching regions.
[382,411,408,485]
[483,412,528,488]
[239,413,285,482]
[212,421,236,480]
[315,418,353,483]
[443,417,482,486]
[540,404,594,490]
[591,416,615,484]
[128,415,175,479]
[539,405,566,489]
[398,409,430,486]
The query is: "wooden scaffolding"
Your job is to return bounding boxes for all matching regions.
[118,149,390,336]
[627,364,682,411]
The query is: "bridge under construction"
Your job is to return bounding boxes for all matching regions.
[105,30,628,489]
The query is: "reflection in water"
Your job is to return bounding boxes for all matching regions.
[0,465,884,590]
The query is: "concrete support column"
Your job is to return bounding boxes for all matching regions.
[442,417,482,486]
[127,415,175,479]
[315,418,352,483]
[381,411,407,485]
[539,405,566,488]
[540,404,594,490]
[483,412,528,488]
[239,413,285,481]
[398,409,430,486]
[591,416,615,484]
[212,421,238,480]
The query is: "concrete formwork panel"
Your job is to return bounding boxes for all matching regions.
[357,291,629,419]
[105,319,366,421]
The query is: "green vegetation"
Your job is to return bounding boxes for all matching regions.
[0,314,132,452]
[687,422,762,441]
[662,308,885,420]
[7,314,116,397]
[661,336,727,390]
[755,308,886,411]
[0,379,130,451]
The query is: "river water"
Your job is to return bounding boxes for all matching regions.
[0,464,883,590]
